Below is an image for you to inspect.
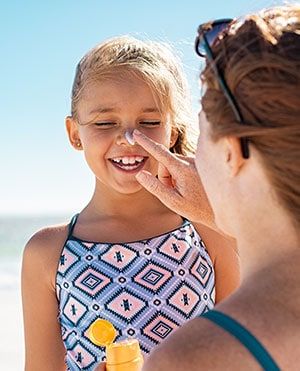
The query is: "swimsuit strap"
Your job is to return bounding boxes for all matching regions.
[202,310,280,371]
[67,213,79,238]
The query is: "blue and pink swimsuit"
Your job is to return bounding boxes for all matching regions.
[56,215,215,370]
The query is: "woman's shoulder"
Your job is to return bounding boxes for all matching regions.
[144,290,287,370]
[143,305,258,370]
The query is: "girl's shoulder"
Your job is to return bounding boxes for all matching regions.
[22,222,70,287]
[192,222,238,262]
[24,222,69,255]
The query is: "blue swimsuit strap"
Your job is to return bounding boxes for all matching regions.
[67,213,79,238]
[202,310,280,371]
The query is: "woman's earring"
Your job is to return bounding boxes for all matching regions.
[76,140,82,148]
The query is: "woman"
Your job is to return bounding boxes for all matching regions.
[136,4,300,370]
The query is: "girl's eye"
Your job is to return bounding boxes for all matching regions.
[94,122,117,128]
[140,121,161,126]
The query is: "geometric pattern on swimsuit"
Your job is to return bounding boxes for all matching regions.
[56,219,215,370]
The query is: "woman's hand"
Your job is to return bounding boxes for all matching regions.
[133,130,215,229]
[94,362,106,371]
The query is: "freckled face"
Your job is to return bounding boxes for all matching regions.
[195,111,229,231]
[75,75,174,194]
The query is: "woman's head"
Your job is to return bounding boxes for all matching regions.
[70,35,195,156]
[198,5,300,231]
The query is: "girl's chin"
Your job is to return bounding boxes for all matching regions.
[112,180,146,195]
[95,177,144,193]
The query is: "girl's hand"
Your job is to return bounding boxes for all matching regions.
[133,130,215,229]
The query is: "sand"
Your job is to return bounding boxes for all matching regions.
[0,287,24,370]
[0,258,24,370]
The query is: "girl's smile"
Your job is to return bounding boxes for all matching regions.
[109,155,148,173]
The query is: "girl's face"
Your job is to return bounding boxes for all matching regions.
[68,74,176,195]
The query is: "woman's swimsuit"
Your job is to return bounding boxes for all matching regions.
[56,215,215,370]
[202,310,280,370]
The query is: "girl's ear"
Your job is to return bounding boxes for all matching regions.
[224,136,246,176]
[65,116,82,150]
[170,128,179,149]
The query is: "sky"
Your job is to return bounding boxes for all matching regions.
[1,0,278,215]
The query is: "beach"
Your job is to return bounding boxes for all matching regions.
[0,215,68,370]
[0,260,24,369]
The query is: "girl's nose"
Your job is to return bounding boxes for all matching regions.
[125,130,135,145]
[116,129,135,146]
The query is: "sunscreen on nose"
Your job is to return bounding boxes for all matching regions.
[89,319,143,371]
[125,130,135,145]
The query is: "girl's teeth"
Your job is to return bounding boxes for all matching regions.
[122,157,136,165]
[111,156,145,171]
[112,156,144,164]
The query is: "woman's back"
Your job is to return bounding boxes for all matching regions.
[144,255,300,370]
[218,257,300,369]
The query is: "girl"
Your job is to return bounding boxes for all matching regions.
[22,36,239,370]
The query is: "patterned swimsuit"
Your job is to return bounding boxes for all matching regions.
[56,215,215,370]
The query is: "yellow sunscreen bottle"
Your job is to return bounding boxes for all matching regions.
[89,319,143,371]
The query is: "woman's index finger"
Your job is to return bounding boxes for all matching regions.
[133,130,177,168]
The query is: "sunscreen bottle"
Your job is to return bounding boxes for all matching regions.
[89,319,143,371]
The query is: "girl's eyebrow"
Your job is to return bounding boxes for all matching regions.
[142,108,160,113]
[89,107,160,115]
[89,107,121,115]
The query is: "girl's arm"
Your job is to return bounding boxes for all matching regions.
[193,223,240,303]
[22,227,67,370]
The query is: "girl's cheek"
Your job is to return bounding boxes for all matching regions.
[139,126,171,144]
[85,129,116,141]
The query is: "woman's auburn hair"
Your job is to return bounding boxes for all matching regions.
[201,5,300,227]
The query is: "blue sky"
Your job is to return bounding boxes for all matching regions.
[1,0,277,215]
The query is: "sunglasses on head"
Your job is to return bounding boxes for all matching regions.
[195,18,250,159]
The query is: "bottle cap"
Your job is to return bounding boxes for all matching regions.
[89,319,117,347]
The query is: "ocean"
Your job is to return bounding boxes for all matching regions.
[0,214,69,370]
[0,215,69,289]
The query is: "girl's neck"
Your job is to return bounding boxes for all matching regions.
[73,182,182,243]
[82,182,170,220]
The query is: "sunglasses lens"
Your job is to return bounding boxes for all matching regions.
[198,22,231,56]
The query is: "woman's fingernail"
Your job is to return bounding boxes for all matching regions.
[133,129,142,136]
[135,170,149,181]
[135,172,144,182]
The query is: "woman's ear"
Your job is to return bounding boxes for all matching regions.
[65,116,82,150]
[225,136,246,176]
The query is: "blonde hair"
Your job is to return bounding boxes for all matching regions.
[201,5,300,227]
[70,35,196,155]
